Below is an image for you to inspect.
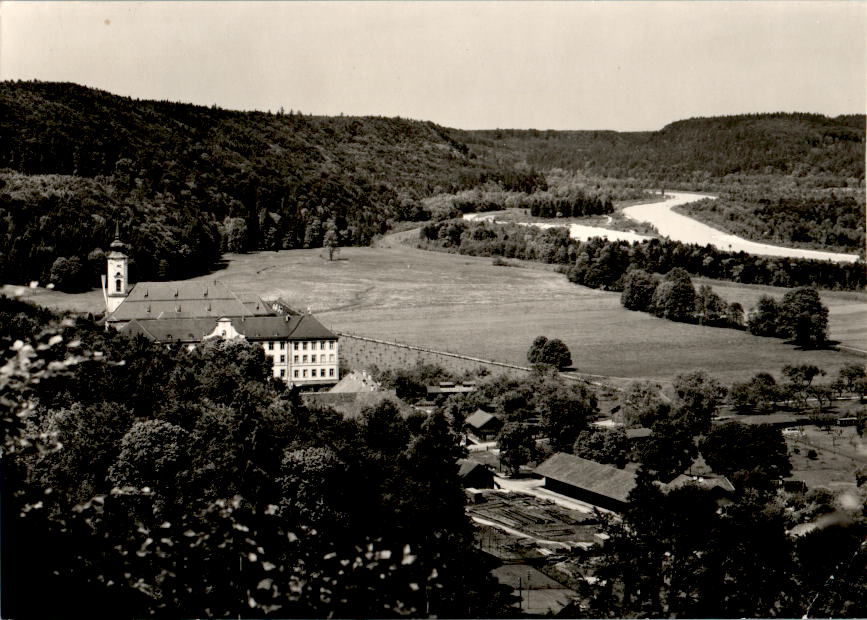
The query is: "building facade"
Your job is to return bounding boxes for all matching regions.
[102,231,339,387]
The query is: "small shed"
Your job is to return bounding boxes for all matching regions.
[458,459,495,489]
[625,427,652,440]
[534,453,637,513]
[465,409,503,440]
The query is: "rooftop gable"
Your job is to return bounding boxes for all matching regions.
[466,409,499,430]
[534,452,637,504]
[107,280,273,322]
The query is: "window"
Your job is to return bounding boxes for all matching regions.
[329,341,334,350]
[293,355,299,363]
[302,369,308,378]
[311,369,317,377]
[302,355,308,363]
[319,341,325,350]
[280,369,286,378]
[311,354,316,363]
[279,355,285,363]
[293,370,299,378]
[280,342,286,350]
[268,342,274,350]
[115,279,122,292]
[329,354,334,362]
[302,342,308,350]
[329,368,334,377]
[293,342,299,350]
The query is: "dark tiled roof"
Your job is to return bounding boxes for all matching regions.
[534,453,637,504]
[107,280,271,322]
[118,314,335,343]
[119,318,219,343]
[466,409,499,430]
[663,474,736,494]
[458,460,491,478]
[286,313,335,340]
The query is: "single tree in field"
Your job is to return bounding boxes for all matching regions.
[695,284,728,325]
[783,364,825,409]
[527,336,572,369]
[527,335,548,364]
[540,338,572,369]
[779,287,829,348]
[726,301,745,328]
[497,422,537,475]
[836,362,866,394]
[573,427,630,468]
[671,370,727,436]
[620,269,658,312]
[619,381,671,428]
[323,219,340,261]
[729,372,780,414]
[700,422,791,489]
[747,295,781,337]
[536,378,597,453]
[650,267,696,322]
[640,420,697,482]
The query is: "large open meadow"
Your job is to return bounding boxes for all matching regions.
[8,237,865,385]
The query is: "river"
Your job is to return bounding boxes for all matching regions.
[465,193,861,264]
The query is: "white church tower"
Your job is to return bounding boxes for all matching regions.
[103,223,129,315]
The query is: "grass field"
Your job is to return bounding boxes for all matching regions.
[4,238,865,384]
[786,426,866,493]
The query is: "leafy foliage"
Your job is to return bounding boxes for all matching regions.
[0,297,508,618]
[700,423,792,489]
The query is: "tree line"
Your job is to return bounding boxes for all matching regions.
[621,269,830,348]
[679,191,865,254]
[419,219,865,291]
[455,113,865,186]
[0,295,513,618]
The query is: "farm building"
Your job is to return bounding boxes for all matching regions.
[660,474,736,504]
[427,381,477,396]
[534,453,637,512]
[102,229,338,387]
[458,460,495,488]
[625,427,652,440]
[466,409,503,441]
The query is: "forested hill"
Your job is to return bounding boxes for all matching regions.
[459,113,865,184]
[0,81,542,289]
[0,81,864,292]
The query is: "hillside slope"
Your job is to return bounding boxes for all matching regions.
[460,113,865,184]
[0,81,863,290]
[1,81,542,288]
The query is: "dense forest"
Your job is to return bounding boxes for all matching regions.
[1,81,864,290]
[0,81,544,288]
[678,190,865,254]
[0,295,513,618]
[458,113,865,187]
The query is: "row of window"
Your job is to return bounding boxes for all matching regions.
[266,340,337,351]
[270,354,337,365]
[278,368,336,379]
[294,354,335,364]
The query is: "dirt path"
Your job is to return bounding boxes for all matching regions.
[622,192,861,263]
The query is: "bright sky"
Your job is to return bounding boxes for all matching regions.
[1,1,864,131]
